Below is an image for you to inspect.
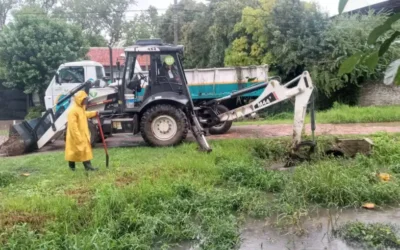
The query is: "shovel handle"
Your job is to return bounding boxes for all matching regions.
[96,114,109,167]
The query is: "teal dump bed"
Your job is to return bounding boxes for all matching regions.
[188,82,265,100]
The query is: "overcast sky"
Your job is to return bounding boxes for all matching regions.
[132,0,387,16]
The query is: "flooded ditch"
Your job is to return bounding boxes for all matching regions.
[173,208,400,250]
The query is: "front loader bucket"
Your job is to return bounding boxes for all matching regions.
[0,116,53,156]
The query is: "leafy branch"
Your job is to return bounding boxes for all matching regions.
[338,0,400,85]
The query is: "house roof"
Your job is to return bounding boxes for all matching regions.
[87,47,150,67]
[137,55,150,67]
[87,47,125,67]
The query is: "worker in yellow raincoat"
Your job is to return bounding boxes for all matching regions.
[65,90,98,171]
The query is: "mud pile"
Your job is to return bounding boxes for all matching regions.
[0,135,25,156]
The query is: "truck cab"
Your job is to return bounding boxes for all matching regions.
[44,61,107,110]
[44,60,145,111]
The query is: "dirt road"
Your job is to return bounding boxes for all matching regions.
[214,122,400,139]
[1,122,398,155]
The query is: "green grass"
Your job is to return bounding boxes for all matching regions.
[0,130,8,136]
[236,103,400,125]
[1,133,400,249]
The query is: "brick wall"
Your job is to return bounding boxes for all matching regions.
[359,82,400,106]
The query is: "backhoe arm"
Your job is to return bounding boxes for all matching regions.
[218,71,314,150]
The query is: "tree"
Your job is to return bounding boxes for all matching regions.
[181,14,211,68]
[55,0,135,45]
[122,6,159,46]
[0,6,88,105]
[338,0,400,86]
[206,0,258,67]
[265,0,328,79]
[0,0,20,28]
[23,0,58,11]
[159,0,258,68]
[225,0,276,66]
[158,0,206,44]
[84,32,108,47]
[310,12,400,97]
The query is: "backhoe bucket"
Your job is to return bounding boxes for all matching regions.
[0,114,53,156]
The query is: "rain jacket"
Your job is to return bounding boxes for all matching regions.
[65,91,97,162]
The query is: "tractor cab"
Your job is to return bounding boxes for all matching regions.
[120,39,190,113]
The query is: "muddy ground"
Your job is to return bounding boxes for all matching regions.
[0,120,14,145]
[2,122,400,156]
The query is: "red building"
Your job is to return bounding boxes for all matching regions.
[86,47,151,78]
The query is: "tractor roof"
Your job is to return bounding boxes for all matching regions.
[125,39,184,53]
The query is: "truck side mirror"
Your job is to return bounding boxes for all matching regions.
[55,73,61,85]
[116,61,121,71]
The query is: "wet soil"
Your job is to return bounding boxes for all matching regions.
[0,136,25,157]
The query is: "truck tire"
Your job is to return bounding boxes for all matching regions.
[209,105,233,135]
[88,121,99,147]
[140,104,188,147]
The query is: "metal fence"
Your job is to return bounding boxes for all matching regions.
[0,84,27,120]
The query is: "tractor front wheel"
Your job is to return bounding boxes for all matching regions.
[140,104,188,147]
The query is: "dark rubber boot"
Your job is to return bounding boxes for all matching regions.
[83,161,98,171]
[69,162,76,171]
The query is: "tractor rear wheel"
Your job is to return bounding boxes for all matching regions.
[209,105,233,135]
[64,121,100,147]
[140,104,188,147]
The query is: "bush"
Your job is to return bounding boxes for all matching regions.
[310,11,400,98]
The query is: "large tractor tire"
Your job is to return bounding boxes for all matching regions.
[140,104,188,147]
[209,104,233,135]
[88,120,99,147]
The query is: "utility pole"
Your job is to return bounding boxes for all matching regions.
[174,0,178,45]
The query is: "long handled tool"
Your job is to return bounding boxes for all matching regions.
[96,114,109,168]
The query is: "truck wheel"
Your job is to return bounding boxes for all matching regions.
[209,105,233,135]
[88,121,99,147]
[140,104,188,147]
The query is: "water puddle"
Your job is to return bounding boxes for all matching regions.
[173,207,400,250]
[240,207,400,250]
